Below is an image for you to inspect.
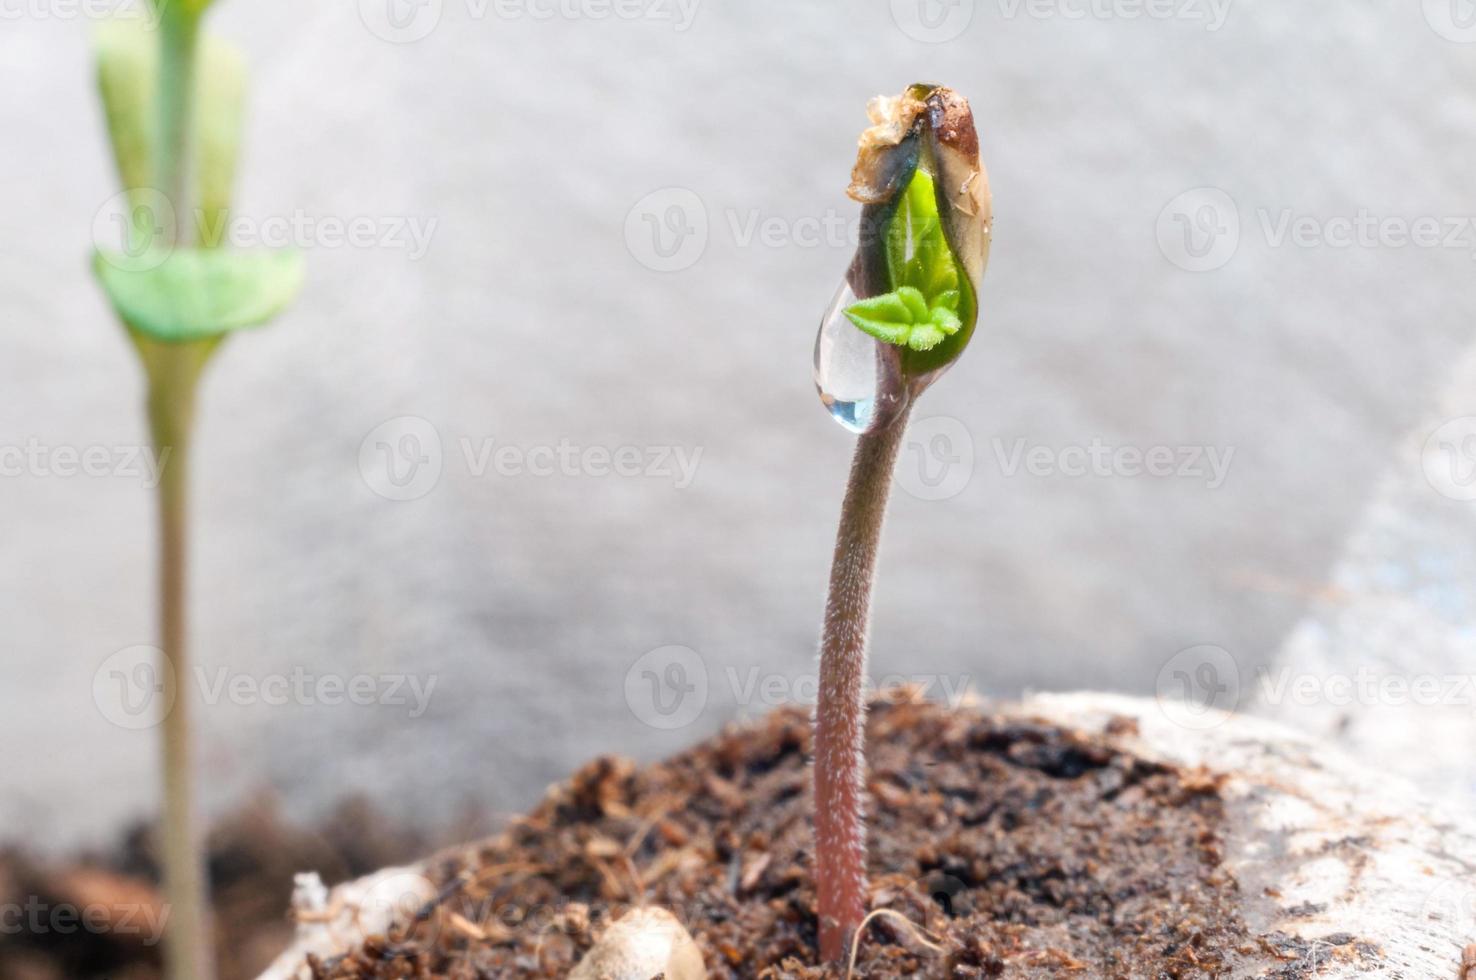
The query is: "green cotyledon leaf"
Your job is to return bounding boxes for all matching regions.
[95,17,246,245]
[93,247,304,343]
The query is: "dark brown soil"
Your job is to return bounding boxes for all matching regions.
[301,698,1326,979]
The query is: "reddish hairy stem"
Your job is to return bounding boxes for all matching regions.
[813,405,912,962]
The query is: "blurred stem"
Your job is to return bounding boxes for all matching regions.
[150,11,212,979]
[146,340,214,980]
[157,9,200,247]
[812,404,912,963]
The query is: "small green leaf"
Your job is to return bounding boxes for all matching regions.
[906,220,957,299]
[904,166,940,225]
[874,167,962,334]
[907,323,946,352]
[844,284,963,352]
[896,286,929,323]
[844,291,913,323]
[94,248,304,343]
[930,304,962,335]
[843,291,915,345]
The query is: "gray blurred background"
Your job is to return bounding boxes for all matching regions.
[4,0,1476,850]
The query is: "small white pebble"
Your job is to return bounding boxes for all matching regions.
[568,906,704,980]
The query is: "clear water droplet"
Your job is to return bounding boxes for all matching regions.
[813,279,908,434]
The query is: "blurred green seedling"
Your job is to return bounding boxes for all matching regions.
[92,5,303,979]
